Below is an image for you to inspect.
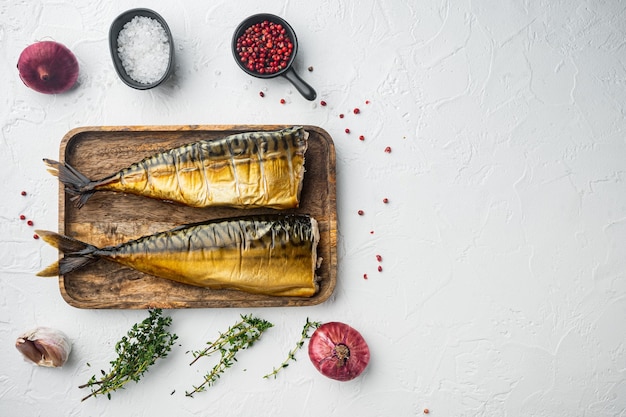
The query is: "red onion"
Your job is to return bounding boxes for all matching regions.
[308,322,370,381]
[17,41,79,94]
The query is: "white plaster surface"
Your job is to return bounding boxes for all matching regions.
[1,0,626,415]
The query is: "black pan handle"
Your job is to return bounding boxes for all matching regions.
[282,67,316,101]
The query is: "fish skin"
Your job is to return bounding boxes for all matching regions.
[36,214,320,297]
[44,126,308,209]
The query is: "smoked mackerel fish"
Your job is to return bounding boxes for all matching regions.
[37,214,321,297]
[44,126,308,209]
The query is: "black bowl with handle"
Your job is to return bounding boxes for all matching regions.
[232,13,316,101]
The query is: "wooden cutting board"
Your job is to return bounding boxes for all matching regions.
[54,124,337,309]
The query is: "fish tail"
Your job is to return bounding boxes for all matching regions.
[43,159,95,208]
[35,230,98,277]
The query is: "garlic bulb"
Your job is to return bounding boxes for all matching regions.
[15,327,71,367]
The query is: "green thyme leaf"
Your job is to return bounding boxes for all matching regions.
[78,309,178,402]
[263,317,320,380]
[185,314,273,397]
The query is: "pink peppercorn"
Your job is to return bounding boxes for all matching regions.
[384,146,392,153]
[358,210,364,215]
[320,100,327,106]
[345,128,350,134]
[235,20,294,75]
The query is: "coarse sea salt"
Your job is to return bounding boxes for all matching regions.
[117,16,170,84]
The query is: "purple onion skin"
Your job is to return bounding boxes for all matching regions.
[17,41,79,94]
[308,322,370,381]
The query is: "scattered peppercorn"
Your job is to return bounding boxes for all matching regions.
[19,214,26,220]
[259,91,265,97]
[359,135,365,141]
[21,191,27,196]
[280,98,286,104]
[363,273,368,280]
[365,100,370,104]
[424,409,430,414]
[308,66,314,71]
[27,220,34,226]
[383,198,389,204]
[378,265,383,272]
[353,107,360,114]
[384,146,392,153]
[345,128,350,134]
[358,210,364,215]
[33,234,39,240]
[339,114,344,118]
[320,100,327,106]
[376,254,382,262]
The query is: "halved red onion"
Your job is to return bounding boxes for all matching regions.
[17,41,79,94]
[308,321,370,381]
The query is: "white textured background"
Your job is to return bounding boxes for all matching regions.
[2,0,626,416]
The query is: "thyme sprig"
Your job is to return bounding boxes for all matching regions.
[263,317,321,379]
[186,314,273,397]
[78,309,178,402]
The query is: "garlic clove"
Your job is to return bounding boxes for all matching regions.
[15,327,72,367]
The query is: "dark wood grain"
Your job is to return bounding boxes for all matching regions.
[56,124,337,309]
